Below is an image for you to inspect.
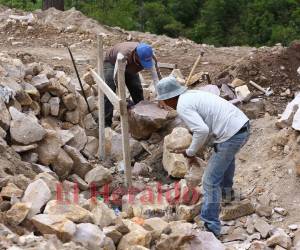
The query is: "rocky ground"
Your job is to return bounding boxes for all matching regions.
[0,5,300,250]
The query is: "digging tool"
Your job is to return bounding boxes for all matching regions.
[186,51,205,86]
[249,80,273,96]
[67,46,92,114]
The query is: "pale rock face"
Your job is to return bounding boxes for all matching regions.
[9,107,46,145]
[44,200,93,223]
[163,127,192,178]
[31,214,76,242]
[22,179,51,218]
[5,202,31,225]
[117,220,152,250]
[63,145,92,179]
[84,165,113,188]
[72,223,106,250]
[0,183,23,198]
[52,148,74,179]
[37,129,63,166]
[67,125,87,151]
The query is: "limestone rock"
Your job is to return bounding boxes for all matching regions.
[69,174,89,191]
[130,191,170,219]
[57,129,74,145]
[254,218,272,238]
[235,85,251,100]
[6,202,31,225]
[220,200,255,221]
[11,144,37,153]
[163,127,192,178]
[82,136,99,160]
[0,98,11,130]
[31,214,76,242]
[62,93,77,111]
[105,128,143,161]
[84,165,112,188]
[117,220,152,250]
[229,78,245,88]
[37,129,63,166]
[41,92,51,103]
[65,109,80,124]
[9,107,46,145]
[177,203,201,222]
[143,217,169,238]
[64,145,92,179]
[266,228,292,249]
[84,199,116,228]
[0,183,23,198]
[67,125,87,151]
[31,74,50,90]
[0,126,6,138]
[256,204,272,217]
[132,162,150,177]
[44,200,93,223]
[249,241,270,250]
[52,148,74,179]
[72,223,106,250]
[22,179,51,218]
[49,97,60,116]
[128,101,172,140]
[103,226,123,244]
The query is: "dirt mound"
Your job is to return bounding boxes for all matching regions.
[218,42,300,114]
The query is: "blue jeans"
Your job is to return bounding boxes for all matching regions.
[200,122,250,236]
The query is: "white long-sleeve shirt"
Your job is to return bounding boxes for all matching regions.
[177,90,249,156]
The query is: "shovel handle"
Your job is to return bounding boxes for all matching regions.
[186,52,204,86]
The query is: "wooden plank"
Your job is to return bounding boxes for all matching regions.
[157,62,177,69]
[117,54,132,188]
[90,69,121,109]
[97,34,106,160]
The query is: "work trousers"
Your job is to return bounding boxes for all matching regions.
[104,62,144,127]
[200,122,250,236]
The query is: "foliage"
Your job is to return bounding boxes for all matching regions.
[1,0,300,47]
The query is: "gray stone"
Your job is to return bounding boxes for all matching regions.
[84,165,112,188]
[64,145,92,179]
[40,92,52,103]
[256,204,273,217]
[82,136,98,160]
[62,93,77,111]
[31,74,50,90]
[9,107,46,145]
[266,228,292,249]
[67,125,87,151]
[22,179,51,218]
[128,100,173,140]
[49,97,60,116]
[69,174,89,191]
[65,109,80,124]
[31,214,76,242]
[254,218,272,238]
[52,148,74,179]
[11,143,38,153]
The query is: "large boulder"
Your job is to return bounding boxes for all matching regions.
[72,223,106,250]
[64,145,92,179]
[44,200,93,223]
[117,219,152,250]
[37,129,63,166]
[52,148,74,179]
[105,128,143,161]
[9,107,46,145]
[163,127,192,178]
[5,202,31,225]
[22,179,51,218]
[31,214,76,242]
[128,101,173,140]
[84,165,112,188]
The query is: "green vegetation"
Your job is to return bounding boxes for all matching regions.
[1,0,300,46]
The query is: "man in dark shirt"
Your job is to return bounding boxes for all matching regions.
[104,42,160,127]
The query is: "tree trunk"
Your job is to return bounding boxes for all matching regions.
[42,0,64,11]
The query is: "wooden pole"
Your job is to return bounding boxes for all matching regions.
[97,35,106,160]
[186,51,204,86]
[117,54,132,187]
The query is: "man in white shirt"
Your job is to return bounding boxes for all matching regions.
[156,76,250,236]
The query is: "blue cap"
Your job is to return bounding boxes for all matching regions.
[136,43,153,69]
